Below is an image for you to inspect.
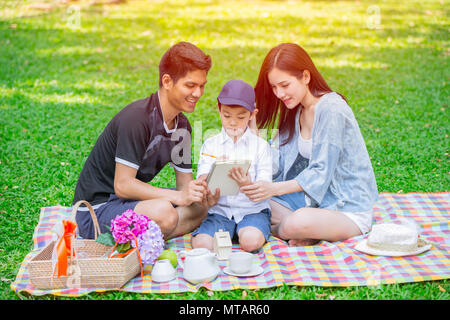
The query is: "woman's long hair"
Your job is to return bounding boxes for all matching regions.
[254,43,345,145]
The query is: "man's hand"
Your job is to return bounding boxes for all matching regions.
[175,178,208,207]
[228,167,252,188]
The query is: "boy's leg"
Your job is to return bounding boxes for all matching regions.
[236,208,272,253]
[191,233,214,251]
[237,226,266,253]
[191,213,236,250]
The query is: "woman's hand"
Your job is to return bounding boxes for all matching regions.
[239,181,278,202]
[228,167,251,188]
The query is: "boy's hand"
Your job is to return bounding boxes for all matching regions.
[228,167,252,188]
[196,175,220,208]
[204,186,220,208]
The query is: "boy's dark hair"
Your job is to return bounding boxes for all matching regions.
[159,42,212,87]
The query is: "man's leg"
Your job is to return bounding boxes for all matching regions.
[135,199,207,240]
[167,202,208,240]
[134,199,180,238]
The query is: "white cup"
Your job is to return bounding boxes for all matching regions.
[151,259,176,282]
[228,252,254,274]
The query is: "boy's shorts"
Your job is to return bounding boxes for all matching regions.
[75,193,177,239]
[192,208,272,242]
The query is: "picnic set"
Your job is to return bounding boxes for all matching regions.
[27,200,266,290]
[10,192,450,297]
[26,198,438,291]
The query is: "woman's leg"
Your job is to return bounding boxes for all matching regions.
[269,200,295,240]
[277,207,362,246]
[270,200,294,226]
[270,200,318,245]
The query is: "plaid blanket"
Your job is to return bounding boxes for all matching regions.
[10,192,450,297]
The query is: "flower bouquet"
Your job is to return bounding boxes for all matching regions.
[97,209,165,267]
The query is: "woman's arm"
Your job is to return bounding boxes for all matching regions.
[240,179,303,202]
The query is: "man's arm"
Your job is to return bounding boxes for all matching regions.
[113,162,205,207]
[174,168,194,191]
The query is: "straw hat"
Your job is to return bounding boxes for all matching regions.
[355,222,432,256]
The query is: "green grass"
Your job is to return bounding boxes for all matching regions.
[0,0,449,300]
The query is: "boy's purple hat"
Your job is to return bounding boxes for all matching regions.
[217,80,256,112]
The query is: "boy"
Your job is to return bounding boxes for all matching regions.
[192,80,273,252]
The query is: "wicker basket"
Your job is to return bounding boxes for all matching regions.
[28,200,141,290]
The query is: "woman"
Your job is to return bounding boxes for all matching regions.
[242,43,378,246]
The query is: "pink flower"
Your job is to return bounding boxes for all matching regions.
[111,209,151,243]
[110,209,164,264]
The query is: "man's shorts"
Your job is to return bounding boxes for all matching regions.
[75,194,177,239]
[191,208,272,242]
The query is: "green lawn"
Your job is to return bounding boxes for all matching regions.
[0,0,448,300]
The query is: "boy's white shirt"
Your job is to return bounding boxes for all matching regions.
[197,127,272,223]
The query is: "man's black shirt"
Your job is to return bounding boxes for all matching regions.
[73,92,192,206]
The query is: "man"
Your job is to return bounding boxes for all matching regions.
[73,42,217,240]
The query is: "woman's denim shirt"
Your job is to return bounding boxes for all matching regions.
[270,92,378,212]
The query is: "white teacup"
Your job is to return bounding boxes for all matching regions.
[228,252,254,274]
[151,259,176,282]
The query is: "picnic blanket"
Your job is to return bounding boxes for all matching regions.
[10,192,450,297]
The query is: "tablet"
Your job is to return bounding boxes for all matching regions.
[206,159,252,196]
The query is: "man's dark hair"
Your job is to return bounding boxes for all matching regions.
[159,42,212,87]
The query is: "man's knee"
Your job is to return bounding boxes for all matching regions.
[160,204,179,233]
[135,200,179,234]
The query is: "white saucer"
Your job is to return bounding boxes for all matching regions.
[354,238,432,257]
[223,265,264,277]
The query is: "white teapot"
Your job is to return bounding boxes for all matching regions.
[178,248,220,284]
